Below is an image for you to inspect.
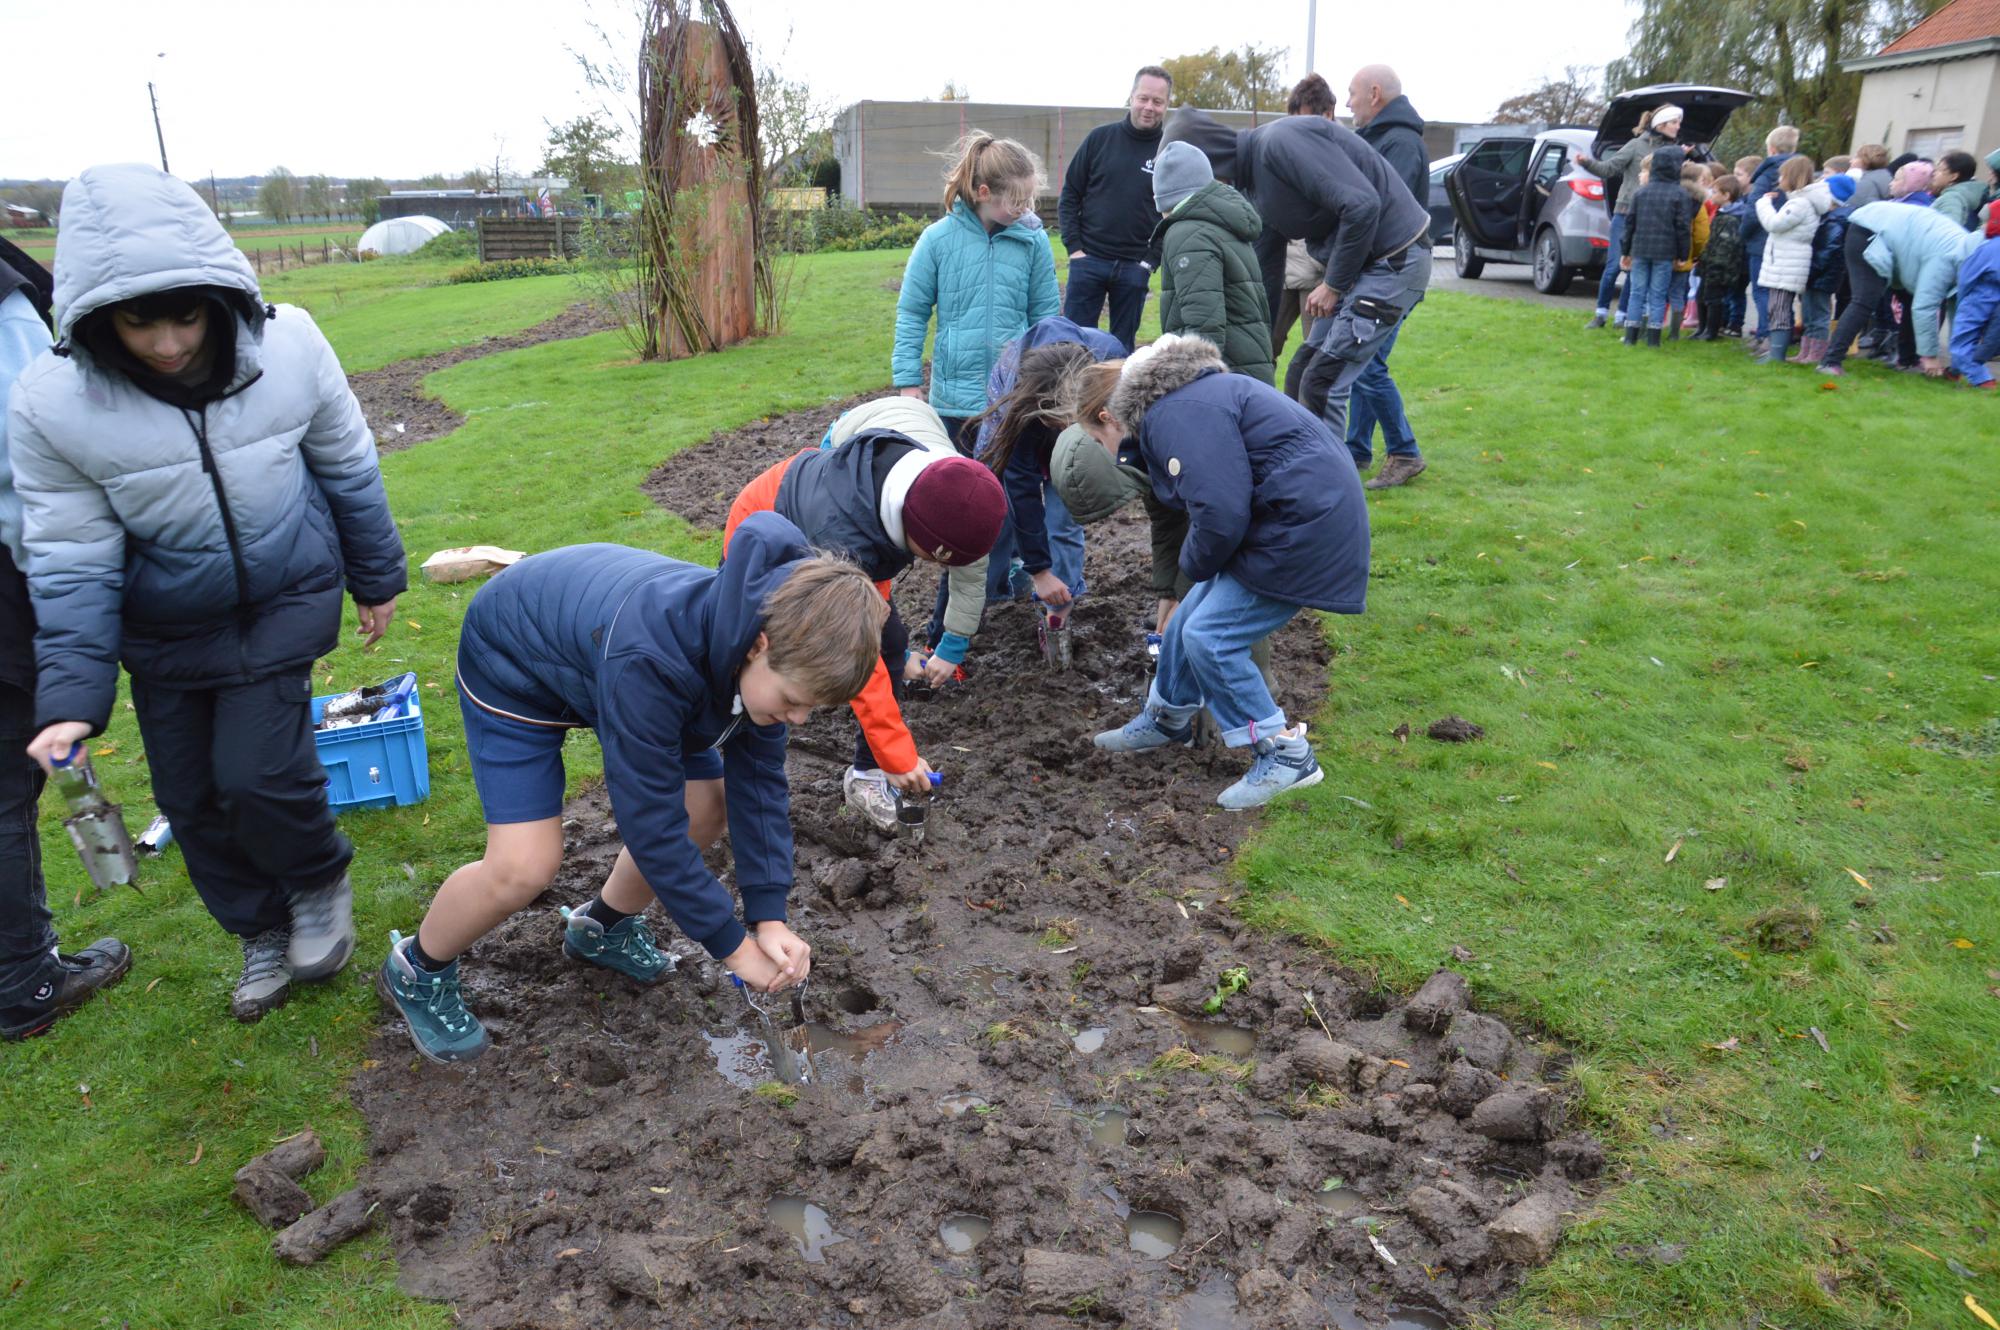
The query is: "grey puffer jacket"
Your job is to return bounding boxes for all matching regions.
[6,163,405,732]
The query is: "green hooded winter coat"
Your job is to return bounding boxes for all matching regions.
[1155,182,1275,385]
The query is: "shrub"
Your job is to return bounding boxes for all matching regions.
[417,227,478,260]
[444,258,580,284]
[822,214,927,253]
[767,206,929,254]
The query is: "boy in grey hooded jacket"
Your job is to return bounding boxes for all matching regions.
[6,164,405,1022]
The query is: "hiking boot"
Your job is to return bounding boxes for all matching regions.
[232,925,293,1023]
[1816,361,1845,377]
[287,872,354,982]
[1217,730,1325,811]
[1364,456,1428,490]
[1094,702,1198,753]
[560,906,675,983]
[0,938,133,1040]
[1585,312,1607,330]
[844,767,901,831]
[377,931,490,1064]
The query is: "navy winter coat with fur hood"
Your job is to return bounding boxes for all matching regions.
[1108,335,1368,613]
[6,163,405,732]
[454,512,814,962]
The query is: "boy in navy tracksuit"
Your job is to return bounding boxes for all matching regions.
[378,513,886,1063]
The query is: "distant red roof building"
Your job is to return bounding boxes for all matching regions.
[1880,0,2000,55]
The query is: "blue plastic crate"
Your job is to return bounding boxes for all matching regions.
[311,673,431,812]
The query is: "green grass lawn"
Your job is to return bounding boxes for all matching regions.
[1,245,1994,1329]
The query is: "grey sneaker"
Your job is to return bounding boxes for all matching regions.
[232,926,294,1023]
[1364,456,1428,490]
[377,932,490,1064]
[1217,730,1325,811]
[288,872,355,981]
[1094,706,1196,753]
[844,767,901,831]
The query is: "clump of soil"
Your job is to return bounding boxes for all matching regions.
[353,403,1602,1329]
[1426,716,1485,744]
[349,302,615,451]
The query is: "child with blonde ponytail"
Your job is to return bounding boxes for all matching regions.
[893,134,1061,447]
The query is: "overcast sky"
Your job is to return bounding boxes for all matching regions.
[3,0,1636,181]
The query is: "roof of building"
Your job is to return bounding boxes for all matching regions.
[1880,0,2000,54]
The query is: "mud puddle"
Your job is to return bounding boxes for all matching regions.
[353,400,1603,1328]
[349,302,615,451]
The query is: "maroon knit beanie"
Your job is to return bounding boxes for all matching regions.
[902,456,1006,566]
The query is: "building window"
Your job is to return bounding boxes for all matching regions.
[1904,127,1964,158]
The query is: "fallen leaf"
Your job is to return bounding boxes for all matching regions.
[1954,938,1976,950]
[1845,867,1872,891]
[649,1186,671,1194]
[1704,877,1728,892]
[1175,901,1189,919]
[308,1035,320,1058]
[186,1142,203,1166]
[1395,894,1411,908]
[1708,1037,1740,1051]
[360,1058,381,1070]
[406,621,423,632]
[1968,1295,2000,1330]
[1810,1027,1830,1053]
[93,744,118,757]
[1504,864,1523,884]
[1450,944,1476,962]
[1369,1232,1398,1265]
[1386,1059,1411,1068]
[145,977,162,993]
[1665,838,1683,864]
[556,1247,583,1259]
[1948,1258,1976,1279]
[1855,1183,1884,1197]
[1906,1242,1942,1261]
[1536,760,1559,771]
[533,1145,562,1156]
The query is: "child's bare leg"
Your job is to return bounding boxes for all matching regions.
[598,779,727,913]
[416,819,565,961]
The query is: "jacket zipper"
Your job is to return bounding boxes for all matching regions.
[182,405,256,676]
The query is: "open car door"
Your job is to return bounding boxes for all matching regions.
[1446,137,1537,250]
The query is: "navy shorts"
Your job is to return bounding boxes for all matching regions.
[457,679,722,826]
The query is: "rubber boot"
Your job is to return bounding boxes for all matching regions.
[1645,327,1663,348]
[1623,324,1641,346]
[1667,307,1683,342]
[1761,327,1791,364]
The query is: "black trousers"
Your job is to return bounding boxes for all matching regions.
[1827,224,1914,369]
[853,601,909,773]
[130,669,351,938]
[0,681,58,1006]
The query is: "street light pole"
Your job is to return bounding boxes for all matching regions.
[148,81,170,173]
[1305,0,1317,76]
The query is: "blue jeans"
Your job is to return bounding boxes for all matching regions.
[1629,258,1675,328]
[1595,213,1626,314]
[1343,320,1419,468]
[1152,572,1300,746]
[1801,289,1831,341]
[1668,269,1689,318]
[1746,242,1771,334]
[1062,255,1150,353]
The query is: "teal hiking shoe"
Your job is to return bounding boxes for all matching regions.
[1094,705,1196,753]
[560,906,675,983]
[1217,729,1325,811]
[377,931,490,1064]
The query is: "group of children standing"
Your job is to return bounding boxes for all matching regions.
[1596,121,2000,383]
[5,126,1368,1060]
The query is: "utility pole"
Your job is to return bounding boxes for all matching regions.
[148,81,170,173]
[1305,0,1317,77]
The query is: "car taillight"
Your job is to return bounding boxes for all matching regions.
[1569,176,1605,202]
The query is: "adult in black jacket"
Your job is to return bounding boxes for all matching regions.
[1164,105,1433,450]
[1343,64,1431,488]
[1060,66,1172,351]
[0,239,131,1040]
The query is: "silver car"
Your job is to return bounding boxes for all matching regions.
[1445,83,1756,295]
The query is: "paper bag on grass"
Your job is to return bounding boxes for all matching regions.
[422,545,525,584]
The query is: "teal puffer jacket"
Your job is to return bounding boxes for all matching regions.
[893,201,1060,418]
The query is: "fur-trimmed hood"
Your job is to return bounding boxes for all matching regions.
[1108,334,1227,431]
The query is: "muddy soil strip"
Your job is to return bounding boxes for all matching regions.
[349,303,615,452]
[355,403,1603,1329]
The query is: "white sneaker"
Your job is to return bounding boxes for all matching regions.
[843,767,900,831]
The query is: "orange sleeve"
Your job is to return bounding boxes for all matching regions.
[849,653,918,775]
[722,450,811,554]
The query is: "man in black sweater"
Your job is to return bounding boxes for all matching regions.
[1165,104,1433,455]
[1344,63,1431,489]
[1059,65,1171,352]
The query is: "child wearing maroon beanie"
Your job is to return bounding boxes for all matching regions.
[726,396,1006,829]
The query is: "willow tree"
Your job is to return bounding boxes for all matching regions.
[1606,0,1947,159]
